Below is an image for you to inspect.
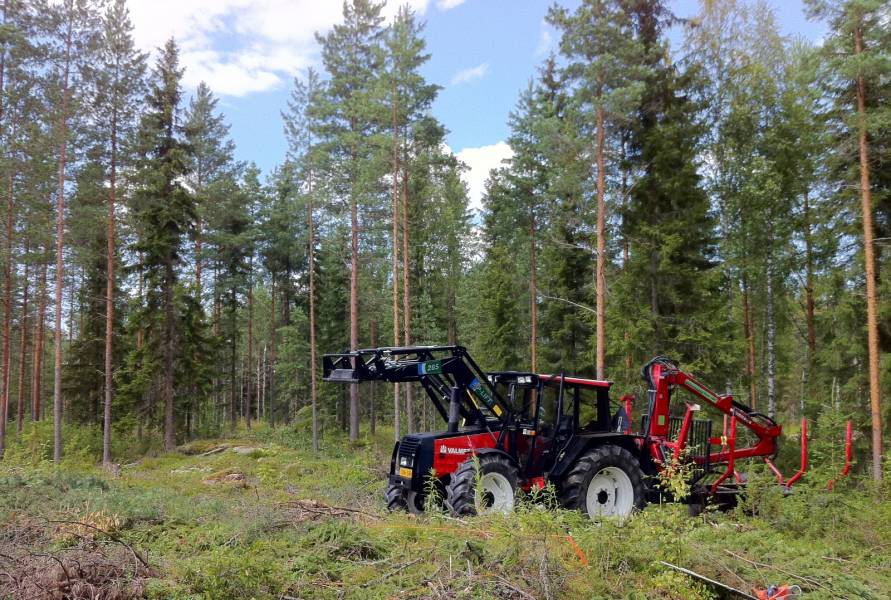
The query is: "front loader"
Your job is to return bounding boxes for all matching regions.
[323,346,823,519]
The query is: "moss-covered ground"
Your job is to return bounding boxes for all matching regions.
[2,423,889,599]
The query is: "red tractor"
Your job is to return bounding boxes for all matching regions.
[323,346,809,519]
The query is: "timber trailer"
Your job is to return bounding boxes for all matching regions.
[323,346,838,519]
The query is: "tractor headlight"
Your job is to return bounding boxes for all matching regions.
[399,456,412,467]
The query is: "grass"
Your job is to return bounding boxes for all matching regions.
[1,422,890,599]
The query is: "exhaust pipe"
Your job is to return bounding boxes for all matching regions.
[447,386,461,433]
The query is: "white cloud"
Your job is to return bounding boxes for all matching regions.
[128,0,432,97]
[535,24,553,56]
[455,141,514,214]
[449,62,489,86]
[437,0,467,9]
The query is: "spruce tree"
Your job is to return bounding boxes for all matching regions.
[130,38,194,451]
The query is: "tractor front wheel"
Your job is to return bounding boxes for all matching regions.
[385,483,408,512]
[446,453,518,516]
[386,484,427,514]
[561,445,646,520]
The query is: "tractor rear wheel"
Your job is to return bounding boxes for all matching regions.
[561,445,646,520]
[446,453,518,516]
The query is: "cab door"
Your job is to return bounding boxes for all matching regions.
[527,379,574,476]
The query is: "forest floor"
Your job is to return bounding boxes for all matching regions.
[1,424,890,599]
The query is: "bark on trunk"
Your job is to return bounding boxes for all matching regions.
[308,172,319,452]
[803,190,816,369]
[0,174,12,456]
[766,254,776,419]
[595,105,606,380]
[163,263,176,451]
[854,23,883,481]
[742,276,757,409]
[268,277,276,426]
[31,255,47,421]
[349,152,360,442]
[245,256,253,430]
[369,319,376,436]
[529,202,538,372]
[402,168,413,432]
[52,9,74,463]
[15,258,28,435]
[103,110,117,466]
[0,0,8,455]
[391,90,401,442]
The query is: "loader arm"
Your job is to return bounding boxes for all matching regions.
[322,345,512,428]
[643,357,781,467]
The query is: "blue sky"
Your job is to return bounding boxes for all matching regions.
[128,0,826,210]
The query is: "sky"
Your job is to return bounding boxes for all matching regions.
[127,0,827,213]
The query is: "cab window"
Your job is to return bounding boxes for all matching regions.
[578,386,603,431]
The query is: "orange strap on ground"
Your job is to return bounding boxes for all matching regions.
[564,534,589,567]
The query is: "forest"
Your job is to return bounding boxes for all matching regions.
[0,0,890,597]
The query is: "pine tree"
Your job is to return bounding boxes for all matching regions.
[548,0,646,379]
[184,81,235,301]
[283,67,324,449]
[41,0,101,463]
[806,0,890,480]
[315,0,386,441]
[93,0,146,465]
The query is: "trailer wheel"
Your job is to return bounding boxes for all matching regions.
[561,445,646,520]
[446,453,518,516]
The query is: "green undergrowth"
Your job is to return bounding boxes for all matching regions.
[2,423,889,599]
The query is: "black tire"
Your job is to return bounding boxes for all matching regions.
[385,483,408,512]
[560,445,646,520]
[446,453,518,517]
[405,490,426,515]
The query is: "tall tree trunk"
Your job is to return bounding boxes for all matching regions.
[268,276,275,426]
[308,172,319,452]
[529,203,538,372]
[349,159,359,442]
[391,90,401,442]
[194,218,202,298]
[16,257,28,434]
[402,168,413,432]
[31,255,47,421]
[0,2,8,457]
[369,318,376,435]
[103,109,117,466]
[742,276,757,409]
[854,23,882,481]
[52,11,73,464]
[765,254,776,419]
[163,263,176,451]
[594,105,606,380]
[0,173,12,457]
[229,292,237,429]
[802,190,816,369]
[246,255,253,430]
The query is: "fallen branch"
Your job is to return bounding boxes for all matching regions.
[723,550,827,590]
[360,558,421,588]
[45,519,150,571]
[659,561,756,599]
